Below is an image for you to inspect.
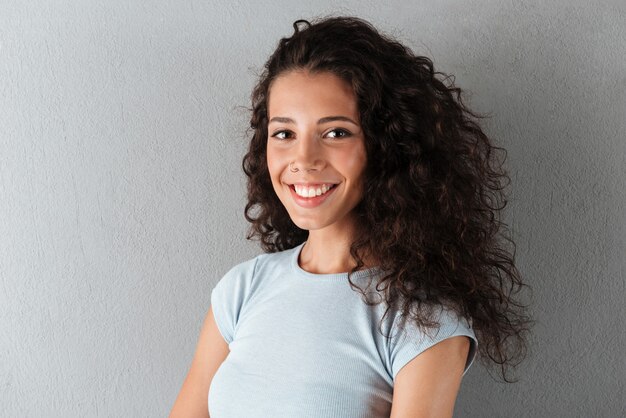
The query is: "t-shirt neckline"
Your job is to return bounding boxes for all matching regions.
[290,241,383,281]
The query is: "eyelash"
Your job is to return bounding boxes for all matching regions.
[270,129,352,140]
[270,130,294,140]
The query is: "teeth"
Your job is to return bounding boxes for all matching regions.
[294,184,334,198]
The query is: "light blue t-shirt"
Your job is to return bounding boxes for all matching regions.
[208,242,477,418]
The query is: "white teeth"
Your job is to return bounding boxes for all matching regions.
[294,184,334,198]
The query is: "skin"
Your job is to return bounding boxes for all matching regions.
[169,307,228,418]
[266,69,371,274]
[169,69,470,417]
[390,336,470,417]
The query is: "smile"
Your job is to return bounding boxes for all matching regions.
[288,183,339,208]
[293,183,337,198]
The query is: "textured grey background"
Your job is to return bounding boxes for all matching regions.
[1,1,624,417]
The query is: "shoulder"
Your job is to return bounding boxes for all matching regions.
[212,245,297,295]
[209,246,298,344]
[211,256,258,299]
[390,332,471,417]
[392,303,475,341]
[387,302,478,379]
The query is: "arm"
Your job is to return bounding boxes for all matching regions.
[390,336,470,418]
[169,306,230,418]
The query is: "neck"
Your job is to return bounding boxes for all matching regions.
[299,224,377,274]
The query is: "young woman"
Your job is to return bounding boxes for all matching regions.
[170,16,530,418]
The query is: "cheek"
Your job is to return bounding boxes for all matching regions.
[266,149,284,182]
[338,146,367,177]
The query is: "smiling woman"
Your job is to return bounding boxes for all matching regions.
[266,70,368,248]
[169,16,531,418]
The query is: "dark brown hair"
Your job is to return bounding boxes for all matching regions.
[242,16,531,381]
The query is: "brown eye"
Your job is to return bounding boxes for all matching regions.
[271,130,294,140]
[325,129,351,139]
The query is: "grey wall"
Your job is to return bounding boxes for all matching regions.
[1,1,624,417]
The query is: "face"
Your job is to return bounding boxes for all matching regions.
[266,70,367,233]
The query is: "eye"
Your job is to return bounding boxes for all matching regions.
[270,130,295,140]
[325,129,351,139]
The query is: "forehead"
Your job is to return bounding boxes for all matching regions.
[267,70,359,119]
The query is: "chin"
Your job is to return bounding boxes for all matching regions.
[288,214,331,231]
[290,218,320,231]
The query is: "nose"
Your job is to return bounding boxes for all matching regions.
[291,133,325,172]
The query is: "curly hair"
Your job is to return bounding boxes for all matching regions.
[242,16,531,381]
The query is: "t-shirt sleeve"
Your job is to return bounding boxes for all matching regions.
[388,305,478,380]
[210,257,258,345]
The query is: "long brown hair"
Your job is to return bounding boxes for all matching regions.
[242,16,531,381]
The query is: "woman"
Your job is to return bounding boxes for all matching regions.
[170,16,530,418]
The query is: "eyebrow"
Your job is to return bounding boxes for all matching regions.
[268,116,359,126]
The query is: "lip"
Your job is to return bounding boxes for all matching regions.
[288,183,339,208]
[289,182,339,187]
